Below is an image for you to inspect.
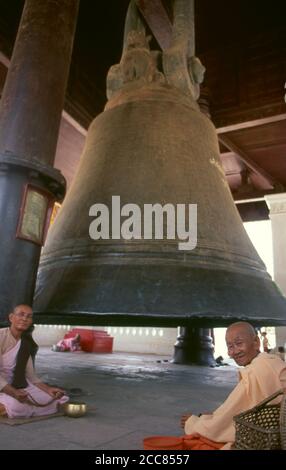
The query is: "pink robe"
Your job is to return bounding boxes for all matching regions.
[0,341,68,418]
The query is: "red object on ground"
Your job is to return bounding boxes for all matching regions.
[183,435,225,450]
[143,434,225,450]
[143,436,183,450]
[64,328,113,353]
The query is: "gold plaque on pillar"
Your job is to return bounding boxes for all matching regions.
[16,184,54,246]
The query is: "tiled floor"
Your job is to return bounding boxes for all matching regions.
[0,348,237,450]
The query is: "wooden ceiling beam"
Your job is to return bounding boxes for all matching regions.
[0,50,9,68]
[218,134,282,190]
[135,0,172,49]
[233,189,280,203]
[216,113,286,135]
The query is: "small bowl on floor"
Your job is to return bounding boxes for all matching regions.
[62,402,87,418]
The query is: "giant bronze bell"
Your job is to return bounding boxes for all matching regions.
[34,1,286,327]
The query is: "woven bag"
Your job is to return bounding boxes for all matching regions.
[233,389,286,450]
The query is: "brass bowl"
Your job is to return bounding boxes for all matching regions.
[63,402,87,418]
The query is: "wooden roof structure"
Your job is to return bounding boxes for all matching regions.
[0,0,285,221]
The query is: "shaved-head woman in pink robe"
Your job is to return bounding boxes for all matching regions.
[0,304,68,418]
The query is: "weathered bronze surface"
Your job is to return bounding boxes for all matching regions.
[34,1,286,327]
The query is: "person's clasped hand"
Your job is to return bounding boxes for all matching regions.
[13,389,29,403]
[47,386,65,398]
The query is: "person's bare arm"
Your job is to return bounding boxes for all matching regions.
[35,382,65,398]
[26,357,65,398]
[181,412,213,429]
[1,384,29,402]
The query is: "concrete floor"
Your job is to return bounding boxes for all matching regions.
[0,348,238,450]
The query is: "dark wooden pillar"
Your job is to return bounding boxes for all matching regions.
[0,0,79,323]
[173,327,216,366]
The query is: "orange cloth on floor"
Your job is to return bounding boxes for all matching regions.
[143,434,225,450]
[183,434,225,450]
[143,436,183,450]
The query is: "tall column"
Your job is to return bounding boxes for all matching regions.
[265,193,286,348]
[0,0,79,323]
[173,327,216,366]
